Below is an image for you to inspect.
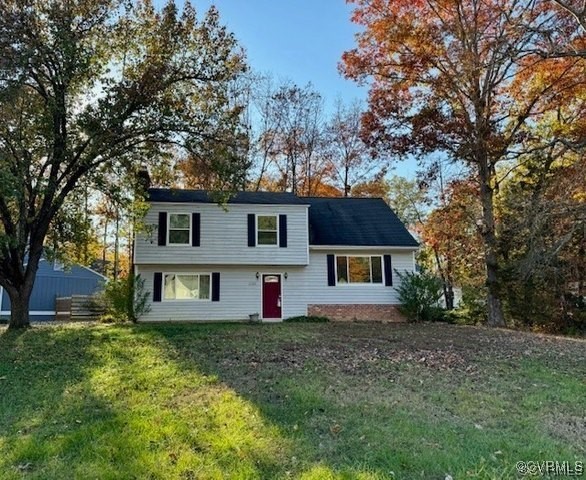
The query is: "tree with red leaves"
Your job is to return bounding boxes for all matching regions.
[342,0,584,326]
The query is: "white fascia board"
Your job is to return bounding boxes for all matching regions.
[80,265,109,281]
[309,245,419,251]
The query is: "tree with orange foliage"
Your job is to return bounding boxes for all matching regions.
[342,0,584,326]
[421,179,485,310]
[352,170,391,200]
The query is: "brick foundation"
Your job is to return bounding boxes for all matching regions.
[308,304,406,323]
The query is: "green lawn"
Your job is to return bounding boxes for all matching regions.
[0,322,584,479]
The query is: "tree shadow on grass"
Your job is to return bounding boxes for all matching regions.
[0,326,170,479]
[2,323,581,479]
[142,322,586,480]
[139,323,431,479]
[0,325,290,479]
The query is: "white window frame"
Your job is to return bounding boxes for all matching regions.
[256,214,279,247]
[334,255,385,286]
[162,272,212,302]
[167,213,192,246]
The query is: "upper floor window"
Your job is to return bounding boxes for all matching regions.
[164,273,210,300]
[168,213,191,245]
[336,255,383,284]
[257,215,278,246]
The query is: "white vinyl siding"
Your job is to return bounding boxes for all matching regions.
[137,264,307,322]
[301,250,415,305]
[135,203,309,265]
[136,249,416,322]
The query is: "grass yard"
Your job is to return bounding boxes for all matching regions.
[0,322,584,480]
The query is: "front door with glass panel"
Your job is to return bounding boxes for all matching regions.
[262,274,282,319]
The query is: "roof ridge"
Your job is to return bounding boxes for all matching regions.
[147,188,308,205]
[148,187,299,196]
[150,188,386,200]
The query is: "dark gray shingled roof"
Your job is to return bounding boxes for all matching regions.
[148,188,418,247]
[148,188,309,205]
[304,197,419,247]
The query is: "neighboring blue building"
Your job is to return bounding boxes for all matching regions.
[0,259,107,321]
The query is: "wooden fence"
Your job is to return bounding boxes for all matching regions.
[55,295,104,321]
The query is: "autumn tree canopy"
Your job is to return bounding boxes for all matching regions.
[0,0,246,329]
[342,0,585,326]
[325,99,378,196]
[237,76,379,197]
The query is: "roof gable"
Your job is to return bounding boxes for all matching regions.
[35,259,108,280]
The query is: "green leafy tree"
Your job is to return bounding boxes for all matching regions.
[0,0,246,328]
[498,144,586,331]
[395,270,444,322]
[100,272,150,323]
[386,175,429,228]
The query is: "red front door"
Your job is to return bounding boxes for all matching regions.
[262,274,282,319]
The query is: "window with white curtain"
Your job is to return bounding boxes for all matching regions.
[164,274,210,300]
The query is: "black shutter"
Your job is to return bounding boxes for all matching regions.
[327,254,336,286]
[158,212,167,246]
[279,214,288,248]
[384,255,393,286]
[192,213,200,247]
[211,272,220,302]
[153,272,163,302]
[247,214,256,247]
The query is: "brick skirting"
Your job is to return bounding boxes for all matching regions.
[308,304,406,323]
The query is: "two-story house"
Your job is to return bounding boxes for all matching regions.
[134,188,419,322]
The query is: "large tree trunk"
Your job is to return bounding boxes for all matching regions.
[7,285,33,330]
[5,238,44,330]
[478,160,507,327]
[486,287,505,327]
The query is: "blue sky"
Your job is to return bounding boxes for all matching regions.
[180,0,367,110]
[155,0,418,178]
